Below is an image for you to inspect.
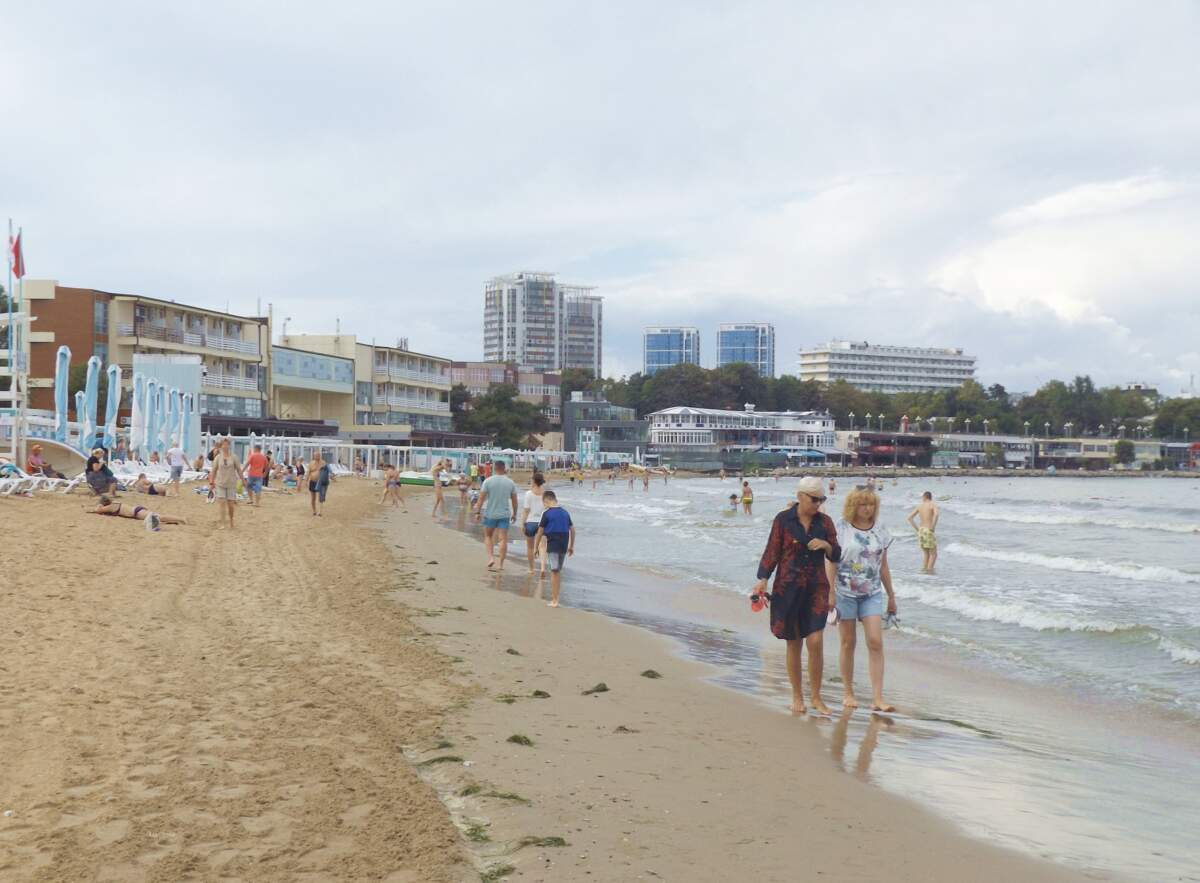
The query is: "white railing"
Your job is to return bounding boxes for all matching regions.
[382,366,450,385]
[116,322,259,356]
[385,397,449,412]
[203,373,259,391]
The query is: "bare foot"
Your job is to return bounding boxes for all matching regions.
[811,699,833,715]
[547,600,559,607]
[871,701,896,713]
[486,559,495,570]
[842,693,859,710]
[790,696,807,715]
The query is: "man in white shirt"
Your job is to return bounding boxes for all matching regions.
[166,443,188,498]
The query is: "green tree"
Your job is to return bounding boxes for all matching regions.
[641,363,718,414]
[712,363,768,410]
[1153,398,1200,440]
[449,383,472,416]
[68,363,109,403]
[771,376,825,412]
[559,368,597,405]
[455,384,547,449]
[1113,439,1135,466]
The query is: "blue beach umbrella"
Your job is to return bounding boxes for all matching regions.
[74,391,86,451]
[129,374,145,457]
[156,387,169,453]
[82,356,101,450]
[166,388,180,450]
[180,392,193,457]
[53,346,71,441]
[144,379,158,461]
[103,364,122,451]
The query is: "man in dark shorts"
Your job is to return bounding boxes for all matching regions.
[534,490,575,608]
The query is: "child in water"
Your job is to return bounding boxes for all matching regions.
[728,493,739,512]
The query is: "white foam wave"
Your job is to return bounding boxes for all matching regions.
[900,583,1132,632]
[944,542,1200,585]
[1156,636,1200,665]
[947,506,1200,535]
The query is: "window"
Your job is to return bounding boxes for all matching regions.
[93,299,109,334]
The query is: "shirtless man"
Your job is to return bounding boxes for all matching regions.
[907,491,940,574]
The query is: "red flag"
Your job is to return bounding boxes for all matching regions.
[9,231,24,278]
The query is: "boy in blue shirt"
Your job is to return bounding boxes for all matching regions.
[534,490,575,607]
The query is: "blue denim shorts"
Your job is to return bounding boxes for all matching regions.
[246,476,263,493]
[835,592,884,621]
[482,516,510,530]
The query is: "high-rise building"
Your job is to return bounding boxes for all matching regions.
[717,323,775,377]
[643,326,701,376]
[482,272,602,376]
[798,340,976,393]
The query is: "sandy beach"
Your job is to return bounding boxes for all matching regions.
[2,478,1103,881]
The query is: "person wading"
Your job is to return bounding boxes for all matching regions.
[751,476,841,715]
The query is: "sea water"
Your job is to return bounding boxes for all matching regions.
[535,474,1200,881]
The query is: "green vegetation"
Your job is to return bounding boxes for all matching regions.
[516,835,567,849]
[451,383,548,448]
[530,689,551,698]
[464,823,491,842]
[435,740,454,749]
[484,790,530,803]
[581,682,609,695]
[640,669,663,679]
[460,783,482,796]
[506,734,534,746]
[1114,439,1136,466]
[480,864,515,882]
[416,754,463,767]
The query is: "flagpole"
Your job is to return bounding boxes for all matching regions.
[6,219,12,371]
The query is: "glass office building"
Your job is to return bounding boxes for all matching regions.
[716,323,775,377]
[643,326,701,376]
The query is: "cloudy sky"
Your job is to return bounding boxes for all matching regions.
[4,2,1199,393]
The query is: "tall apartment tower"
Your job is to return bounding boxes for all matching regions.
[717,323,775,377]
[643,326,701,375]
[483,272,602,376]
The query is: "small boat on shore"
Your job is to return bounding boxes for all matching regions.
[397,470,453,487]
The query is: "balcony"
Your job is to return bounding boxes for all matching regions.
[385,396,450,412]
[372,365,450,386]
[117,322,260,356]
[203,373,260,392]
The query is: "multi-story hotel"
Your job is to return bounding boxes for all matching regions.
[20,279,270,420]
[643,326,701,376]
[798,340,976,393]
[284,334,451,442]
[450,361,562,425]
[482,272,602,376]
[717,323,775,377]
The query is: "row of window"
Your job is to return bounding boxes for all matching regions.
[201,395,263,418]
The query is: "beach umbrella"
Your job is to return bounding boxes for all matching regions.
[102,363,122,451]
[180,392,193,457]
[53,346,71,442]
[129,374,145,457]
[155,386,168,453]
[166,388,180,450]
[82,355,101,450]
[74,391,85,451]
[144,379,158,461]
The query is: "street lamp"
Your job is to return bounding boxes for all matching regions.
[1099,423,1106,437]
[848,411,855,431]
[948,416,956,434]
[965,418,972,434]
[1118,424,1126,439]
[878,413,885,431]
[865,412,873,433]
[983,418,990,436]
[915,416,923,434]
[1024,420,1031,437]
[1044,421,1051,437]
[1185,427,1190,443]
[1065,421,1074,439]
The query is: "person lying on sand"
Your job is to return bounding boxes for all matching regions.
[89,495,187,526]
[134,473,168,496]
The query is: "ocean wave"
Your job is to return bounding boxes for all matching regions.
[900,583,1134,632]
[944,505,1200,535]
[1156,636,1200,665]
[943,542,1200,585]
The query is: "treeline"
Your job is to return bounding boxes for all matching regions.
[567,364,1197,439]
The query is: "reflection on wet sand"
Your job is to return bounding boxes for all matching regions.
[831,710,895,779]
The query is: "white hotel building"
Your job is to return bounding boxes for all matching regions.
[798,340,976,393]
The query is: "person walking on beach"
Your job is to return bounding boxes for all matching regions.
[827,486,897,712]
[828,478,836,496]
[245,444,268,507]
[521,472,548,574]
[907,491,940,574]
[751,476,841,715]
[380,464,404,508]
[209,438,244,530]
[741,480,754,515]
[165,441,187,498]
[474,459,518,570]
[534,490,574,607]
[431,459,447,520]
[307,452,329,516]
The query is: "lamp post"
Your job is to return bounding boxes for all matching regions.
[848,411,855,431]
[914,416,923,435]
[983,418,990,436]
[1118,424,1126,439]
[865,412,873,435]
[1099,423,1106,438]
[1044,421,1051,437]
[948,416,956,434]
[965,418,972,435]
[1065,421,1074,439]
[1024,420,1031,437]
[878,413,885,432]
[1185,427,1190,443]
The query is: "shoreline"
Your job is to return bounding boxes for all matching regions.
[394,495,1106,882]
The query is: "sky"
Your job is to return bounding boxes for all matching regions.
[3,2,1199,395]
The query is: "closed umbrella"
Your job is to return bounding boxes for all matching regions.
[74,391,86,451]
[166,388,180,450]
[82,355,101,451]
[54,346,71,442]
[155,387,168,454]
[180,392,193,458]
[144,380,158,461]
[129,374,145,457]
[103,363,122,451]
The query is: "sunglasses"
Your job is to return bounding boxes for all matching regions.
[803,493,827,503]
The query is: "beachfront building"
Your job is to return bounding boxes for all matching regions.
[283,333,451,444]
[798,340,976,393]
[482,272,603,376]
[450,361,562,425]
[643,326,701,376]
[716,323,775,377]
[930,433,1035,468]
[270,344,355,434]
[561,391,647,459]
[647,405,836,470]
[20,279,271,421]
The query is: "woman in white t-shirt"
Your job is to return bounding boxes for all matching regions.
[520,472,548,575]
[825,486,897,712]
